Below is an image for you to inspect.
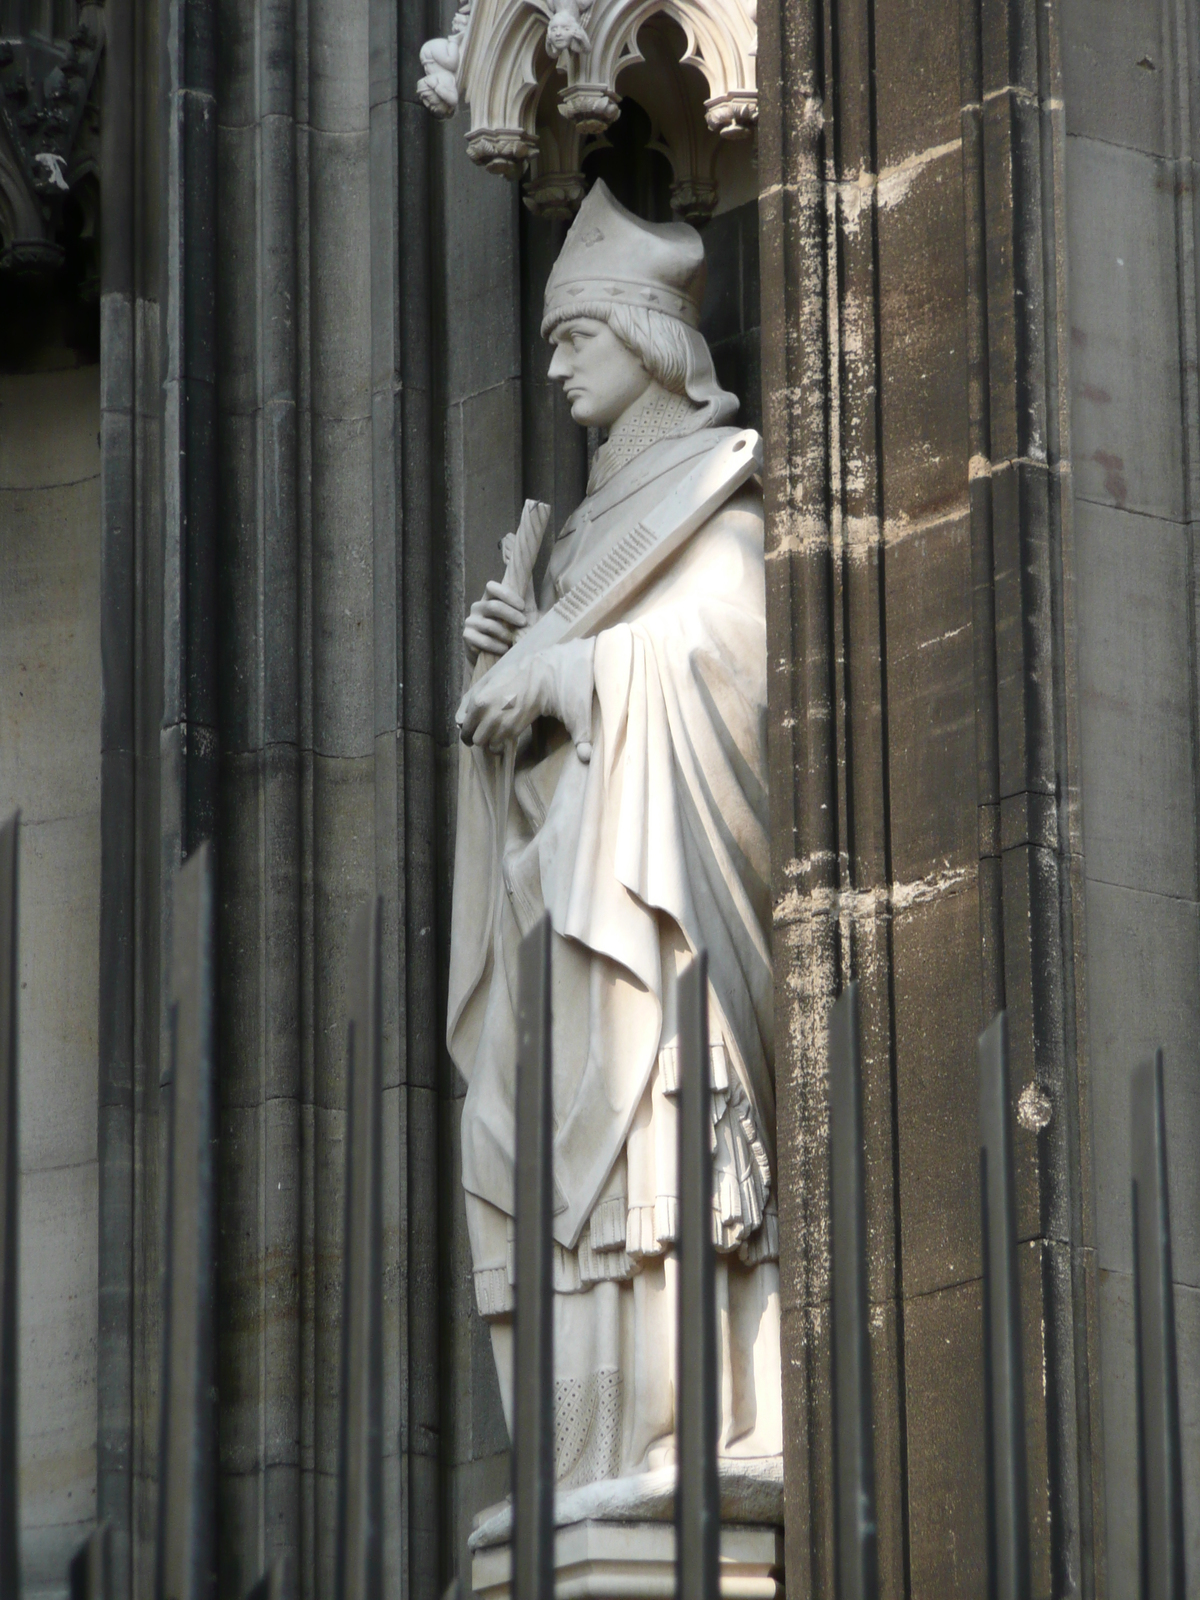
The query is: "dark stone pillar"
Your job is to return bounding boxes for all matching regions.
[758,0,1097,1592]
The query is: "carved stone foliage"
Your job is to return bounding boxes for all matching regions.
[0,2,103,283]
[417,0,756,219]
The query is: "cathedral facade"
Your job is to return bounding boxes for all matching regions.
[1,0,1199,1594]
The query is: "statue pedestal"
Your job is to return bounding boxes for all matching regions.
[471,1520,784,1599]
[468,1459,785,1599]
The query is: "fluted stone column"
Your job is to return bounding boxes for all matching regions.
[758,0,1097,1592]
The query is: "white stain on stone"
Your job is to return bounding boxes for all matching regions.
[768,499,970,562]
[876,136,962,210]
[833,136,963,235]
[774,860,973,926]
[918,622,969,651]
[1017,1082,1053,1132]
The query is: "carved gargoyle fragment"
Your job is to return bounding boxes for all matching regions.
[415,3,471,118]
[545,0,593,56]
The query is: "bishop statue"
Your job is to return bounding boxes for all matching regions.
[448,181,782,1492]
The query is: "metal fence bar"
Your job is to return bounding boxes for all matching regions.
[677,950,719,1600]
[0,813,18,1599]
[828,982,878,1600]
[978,1012,1030,1600]
[69,1521,112,1600]
[336,898,384,1600]
[513,914,554,1600]
[156,841,218,1600]
[243,1559,286,1600]
[1132,1052,1185,1600]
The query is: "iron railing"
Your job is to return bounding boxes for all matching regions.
[0,813,1190,1598]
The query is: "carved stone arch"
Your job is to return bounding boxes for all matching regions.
[419,0,757,211]
[458,0,546,174]
[566,0,756,139]
[598,10,738,222]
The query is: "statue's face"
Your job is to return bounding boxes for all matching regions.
[548,317,653,429]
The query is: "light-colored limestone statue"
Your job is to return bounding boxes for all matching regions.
[545,0,592,56]
[415,4,471,118]
[448,182,781,1511]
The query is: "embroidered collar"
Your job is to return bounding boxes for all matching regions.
[586,386,701,494]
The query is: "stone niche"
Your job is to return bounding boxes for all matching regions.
[417,0,758,222]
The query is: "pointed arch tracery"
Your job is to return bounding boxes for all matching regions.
[417,0,757,212]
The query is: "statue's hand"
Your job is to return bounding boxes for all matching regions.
[463,581,532,664]
[458,639,595,760]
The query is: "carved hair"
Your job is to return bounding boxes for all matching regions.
[545,300,740,427]
[608,303,696,394]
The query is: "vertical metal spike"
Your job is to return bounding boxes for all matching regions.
[829,983,878,1600]
[243,1559,286,1600]
[156,841,218,1600]
[336,899,384,1600]
[513,914,554,1600]
[1132,1052,1184,1600]
[0,813,18,1599]
[69,1521,113,1600]
[979,1012,1030,1600]
[677,949,719,1600]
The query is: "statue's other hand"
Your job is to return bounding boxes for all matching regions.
[458,657,544,750]
[463,581,532,664]
[459,640,595,759]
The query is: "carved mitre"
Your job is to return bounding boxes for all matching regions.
[541,179,706,332]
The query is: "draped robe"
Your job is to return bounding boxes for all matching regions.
[447,422,782,1482]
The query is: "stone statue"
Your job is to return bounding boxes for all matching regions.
[415,4,470,117]
[448,181,781,1501]
[545,0,592,56]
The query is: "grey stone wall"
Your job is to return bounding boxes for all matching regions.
[759,0,1097,1591]
[0,365,102,1598]
[97,0,449,1588]
[1061,0,1200,1589]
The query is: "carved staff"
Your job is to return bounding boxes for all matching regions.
[157,841,218,1600]
[470,498,552,685]
[829,983,878,1600]
[677,950,718,1600]
[498,500,552,644]
[513,915,554,1600]
[468,500,554,974]
[69,1521,112,1600]
[979,1013,1030,1600]
[336,899,384,1600]
[1132,1052,1184,1600]
[0,813,18,1599]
